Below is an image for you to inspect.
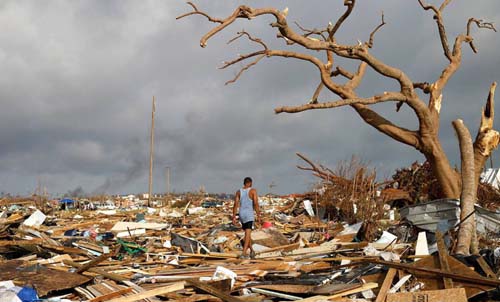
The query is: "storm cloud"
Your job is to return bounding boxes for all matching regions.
[0,1,499,195]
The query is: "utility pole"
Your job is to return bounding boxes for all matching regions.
[36,177,41,209]
[165,166,171,195]
[165,166,171,207]
[148,96,156,207]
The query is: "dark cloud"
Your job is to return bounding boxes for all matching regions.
[0,1,499,195]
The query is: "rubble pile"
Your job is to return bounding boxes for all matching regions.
[0,195,498,302]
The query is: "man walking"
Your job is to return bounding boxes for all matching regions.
[233,177,260,258]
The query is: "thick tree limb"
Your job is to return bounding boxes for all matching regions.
[350,104,420,148]
[345,62,367,90]
[452,119,476,256]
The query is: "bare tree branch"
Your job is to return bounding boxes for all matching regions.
[331,66,354,79]
[309,82,324,104]
[346,62,367,89]
[199,5,255,48]
[275,92,406,114]
[225,54,266,85]
[366,12,386,48]
[227,31,268,50]
[329,0,355,40]
[418,0,452,61]
[467,18,497,53]
[294,21,328,41]
[439,0,453,12]
[176,2,224,24]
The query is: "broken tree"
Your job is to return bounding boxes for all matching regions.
[178,0,499,199]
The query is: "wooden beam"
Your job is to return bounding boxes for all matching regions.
[88,287,134,302]
[290,283,378,302]
[375,268,396,302]
[187,279,244,302]
[106,281,184,302]
[368,259,500,286]
[75,253,111,274]
[436,231,454,289]
[63,259,127,283]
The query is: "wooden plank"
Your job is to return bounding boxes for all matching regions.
[374,268,396,302]
[250,288,302,300]
[107,282,184,302]
[289,283,378,302]
[76,253,111,273]
[250,284,314,294]
[386,288,467,302]
[0,239,44,246]
[369,259,500,286]
[405,254,493,298]
[187,279,244,302]
[63,259,127,283]
[122,280,162,302]
[88,287,134,302]
[436,231,453,289]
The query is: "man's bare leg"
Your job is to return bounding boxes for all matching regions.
[243,228,252,255]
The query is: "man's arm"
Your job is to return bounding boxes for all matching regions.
[251,189,261,224]
[232,190,240,225]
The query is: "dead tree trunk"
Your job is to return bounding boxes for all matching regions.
[453,119,476,255]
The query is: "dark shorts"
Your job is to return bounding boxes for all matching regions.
[241,221,253,230]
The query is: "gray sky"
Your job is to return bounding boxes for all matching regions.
[0,1,499,196]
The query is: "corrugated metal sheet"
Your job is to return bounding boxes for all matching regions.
[481,168,500,189]
[400,199,500,234]
[400,199,460,232]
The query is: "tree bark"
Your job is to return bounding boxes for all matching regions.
[453,119,476,256]
[420,136,461,198]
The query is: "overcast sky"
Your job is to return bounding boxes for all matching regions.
[0,1,499,196]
